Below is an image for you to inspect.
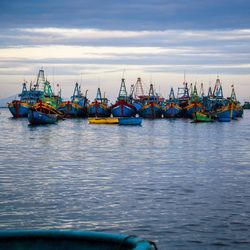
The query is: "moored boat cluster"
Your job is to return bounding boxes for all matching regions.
[7,69,244,125]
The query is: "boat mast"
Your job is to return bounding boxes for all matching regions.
[118,78,127,101]
[149,83,157,102]
[230,84,237,101]
[35,69,45,91]
[207,86,213,98]
[73,82,81,98]
[95,87,102,101]
[199,83,204,97]
[134,77,145,99]
[169,87,175,100]
[213,76,223,99]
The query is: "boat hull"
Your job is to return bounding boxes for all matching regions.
[0,230,153,250]
[87,102,111,117]
[235,105,243,117]
[58,101,86,117]
[216,105,236,122]
[28,110,58,125]
[118,117,142,125]
[193,112,214,122]
[132,102,143,112]
[88,118,118,124]
[139,103,162,118]
[163,104,182,118]
[8,101,29,118]
[185,102,203,118]
[111,100,136,117]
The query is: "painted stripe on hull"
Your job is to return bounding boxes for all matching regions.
[88,105,111,117]
[111,105,136,117]
[163,107,181,118]
[8,104,29,118]
[217,109,236,122]
[28,111,57,125]
[140,105,162,118]
[58,103,86,117]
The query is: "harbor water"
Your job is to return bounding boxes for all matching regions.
[0,108,250,249]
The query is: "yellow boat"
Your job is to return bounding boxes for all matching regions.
[88,117,119,124]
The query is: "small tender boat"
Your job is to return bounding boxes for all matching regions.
[119,117,142,125]
[193,111,215,122]
[28,102,63,125]
[0,230,155,250]
[88,117,119,124]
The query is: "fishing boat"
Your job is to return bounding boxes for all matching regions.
[118,117,142,125]
[193,111,215,122]
[42,79,62,109]
[177,82,190,117]
[185,101,203,118]
[8,69,62,118]
[216,103,236,122]
[8,99,30,118]
[111,78,137,117]
[8,78,43,118]
[58,82,88,117]
[87,88,111,117]
[139,84,162,118]
[184,84,203,118]
[28,101,63,125]
[163,87,182,118]
[88,117,119,124]
[229,85,243,118]
[0,230,156,250]
[129,77,148,112]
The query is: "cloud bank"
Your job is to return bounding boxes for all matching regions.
[0,27,249,100]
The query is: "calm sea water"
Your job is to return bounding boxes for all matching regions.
[0,108,250,249]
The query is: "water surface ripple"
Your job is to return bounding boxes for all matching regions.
[0,109,250,249]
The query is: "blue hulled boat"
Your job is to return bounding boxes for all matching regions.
[58,82,88,117]
[185,102,203,118]
[28,102,63,125]
[163,103,182,118]
[8,78,44,118]
[216,104,236,122]
[139,84,162,118]
[177,82,190,117]
[119,117,142,125]
[111,78,136,117]
[229,85,243,118]
[8,99,30,118]
[8,69,61,118]
[129,77,148,112]
[28,110,58,125]
[184,84,203,118]
[88,88,111,117]
[163,87,182,118]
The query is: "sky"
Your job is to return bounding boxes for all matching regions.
[0,0,250,101]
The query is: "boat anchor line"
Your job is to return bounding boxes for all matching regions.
[116,235,158,250]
